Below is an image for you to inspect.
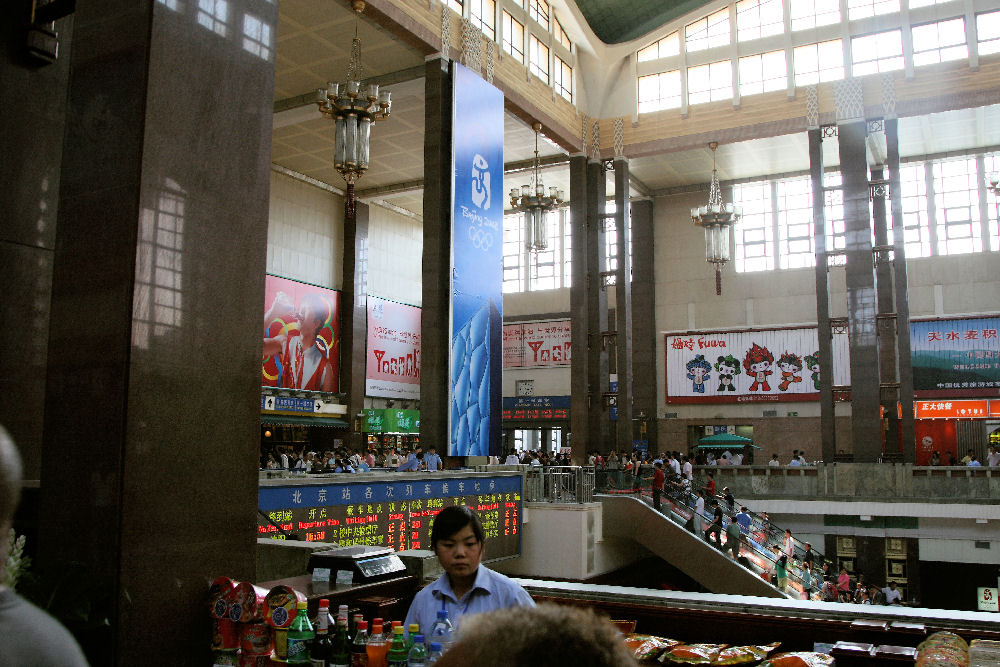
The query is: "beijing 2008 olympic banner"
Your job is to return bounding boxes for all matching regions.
[665,326,850,404]
[365,295,421,399]
[503,320,571,368]
[449,63,503,457]
[262,275,340,392]
[911,316,1000,396]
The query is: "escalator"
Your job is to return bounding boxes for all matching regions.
[598,494,787,598]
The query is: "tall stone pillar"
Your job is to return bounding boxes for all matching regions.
[420,57,453,451]
[587,160,612,454]
[630,198,657,455]
[808,127,838,462]
[37,1,276,661]
[342,201,370,449]
[885,118,916,461]
[569,154,590,463]
[612,158,634,453]
[838,112,882,461]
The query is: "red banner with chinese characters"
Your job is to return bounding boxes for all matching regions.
[365,295,421,399]
[503,320,571,368]
[914,399,989,419]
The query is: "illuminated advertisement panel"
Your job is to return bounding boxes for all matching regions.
[911,316,1000,396]
[665,326,850,404]
[503,320,571,368]
[262,275,340,392]
[366,295,421,399]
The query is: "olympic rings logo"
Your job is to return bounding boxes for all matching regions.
[468,226,494,250]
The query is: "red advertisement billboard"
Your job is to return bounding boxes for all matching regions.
[503,320,571,368]
[365,295,421,399]
[262,275,340,392]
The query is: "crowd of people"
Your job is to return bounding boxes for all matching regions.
[260,443,442,473]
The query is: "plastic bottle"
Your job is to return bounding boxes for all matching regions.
[367,623,388,667]
[351,619,370,667]
[427,610,454,653]
[311,599,333,667]
[407,634,428,667]
[287,600,315,664]
[387,625,409,666]
[329,615,351,667]
[388,620,402,642]
[426,642,443,665]
[405,623,420,652]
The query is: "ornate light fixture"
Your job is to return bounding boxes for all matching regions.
[987,171,1000,230]
[691,141,741,296]
[316,0,391,218]
[509,122,565,252]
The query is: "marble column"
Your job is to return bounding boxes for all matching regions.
[569,154,590,463]
[37,0,276,662]
[871,166,901,457]
[809,129,837,462]
[0,2,74,478]
[420,57,452,452]
[587,160,612,454]
[613,159,634,453]
[886,119,916,462]
[630,198,657,455]
[839,121,882,461]
[342,201,370,450]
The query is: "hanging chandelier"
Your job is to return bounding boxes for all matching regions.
[509,122,565,252]
[316,0,391,218]
[691,141,741,296]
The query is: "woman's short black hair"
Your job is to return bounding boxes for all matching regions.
[431,504,484,547]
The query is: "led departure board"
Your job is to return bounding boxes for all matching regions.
[258,474,523,559]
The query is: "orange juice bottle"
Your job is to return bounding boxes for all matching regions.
[367,623,388,667]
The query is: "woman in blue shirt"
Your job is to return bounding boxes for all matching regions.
[404,505,535,635]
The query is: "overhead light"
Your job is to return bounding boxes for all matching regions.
[509,122,565,253]
[976,518,988,524]
[691,141,741,295]
[316,0,391,218]
[860,515,872,521]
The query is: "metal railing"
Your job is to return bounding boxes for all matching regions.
[523,465,595,503]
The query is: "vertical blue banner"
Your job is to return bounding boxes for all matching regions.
[449,63,504,457]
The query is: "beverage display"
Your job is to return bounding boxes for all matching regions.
[427,610,454,653]
[311,599,333,667]
[367,623,388,667]
[387,625,409,667]
[351,619,370,667]
[287,600,315,664]
[329,615,351,667]
[407,634,427,667]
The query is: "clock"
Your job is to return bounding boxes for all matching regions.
[516,380,534,397]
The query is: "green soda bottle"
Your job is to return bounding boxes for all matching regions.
[287,600,315,664]
[386,625,408,667]
[329,615,351,667]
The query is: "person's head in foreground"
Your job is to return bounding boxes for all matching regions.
[435,603,637,667]
[0,426,23,562]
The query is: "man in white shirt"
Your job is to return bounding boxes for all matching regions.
[694,491,706,524]
[788,450,802,466]
[669,455,681,477]
[986,446,1000,467]
[768,454,780,467]
[731,452,743,466]
[681,456,693,481]
[882,581,902,605]
[504,449,520,465]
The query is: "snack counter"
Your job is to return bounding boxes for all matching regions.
[520,579,1000,665]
